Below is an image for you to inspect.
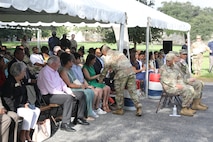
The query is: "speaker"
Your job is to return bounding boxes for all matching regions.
[163,41,172,54]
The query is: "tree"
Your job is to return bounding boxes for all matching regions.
[128,0,164,49]
[158,2,213,41]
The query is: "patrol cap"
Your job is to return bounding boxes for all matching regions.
[196,35,201,39]
[179,49,187,55]
[169,51,179,57]
[166,53,175,61]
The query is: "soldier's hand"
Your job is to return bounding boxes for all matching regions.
[0,108,7,114]
[176,84,183,90]
[189,78,195,82]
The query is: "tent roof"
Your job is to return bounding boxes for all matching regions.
[101,0,191,31]
[0,0,126,24]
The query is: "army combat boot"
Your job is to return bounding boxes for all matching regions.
[135,103,142,116]
[191,99,207,111]
[199,99,208,109]
[180,107,194,116]
[188,108,196,114]
[112,109,124,115]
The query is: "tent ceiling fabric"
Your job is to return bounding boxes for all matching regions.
[100,0,191,31]
[0,0,126,24]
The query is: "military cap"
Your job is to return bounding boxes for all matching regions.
[196,35,201,39]
[179,49,187,54]
[166,53,175,61]
[169,51,179,57]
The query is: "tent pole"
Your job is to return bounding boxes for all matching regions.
[187,31,191,73]
[119,23,125,52]
[37,28,41,50]
[145,17,150,98]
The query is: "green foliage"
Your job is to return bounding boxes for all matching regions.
[158,2,213,40]
[0,28,34,41]
[102,28,116,43]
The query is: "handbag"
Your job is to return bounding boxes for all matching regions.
[32,118,51,142]
[73,79,82,85]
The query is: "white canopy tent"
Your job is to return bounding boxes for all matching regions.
[0,0,192,97]
[0,0,126,50]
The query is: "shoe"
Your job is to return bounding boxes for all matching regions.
[77,118,90,125]
[91,110,99,118]
[95,108,107,115]
[61,123,76,132]
[136,103,142,116]
[112,109,124,115]
[86,117,95,121]
[191,99,207,111]
[180,107,194,116]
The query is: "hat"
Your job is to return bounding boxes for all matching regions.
[166,53,175,61]
[196,35,201,39]
[169,51,179,57]
[179,49,187,54]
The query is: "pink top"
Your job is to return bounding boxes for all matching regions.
[37,65,73,95]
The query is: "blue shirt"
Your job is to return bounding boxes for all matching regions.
[71,64,84,83]
[208,41,213,56]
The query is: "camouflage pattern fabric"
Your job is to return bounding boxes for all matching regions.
[100,50,141,109]
[176,59,203,99]
[160,64,195,107]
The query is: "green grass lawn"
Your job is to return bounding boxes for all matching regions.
[2,41,213,82]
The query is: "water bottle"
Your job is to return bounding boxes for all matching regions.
[173,105,177,115]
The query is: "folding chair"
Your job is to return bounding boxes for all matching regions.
[39,95,62,120]
[156,90,182,113]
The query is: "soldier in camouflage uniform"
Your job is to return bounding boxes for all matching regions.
[160,53,196,116]
[175,49,208,111]
[191,35,212,76]
[99,45,142,116]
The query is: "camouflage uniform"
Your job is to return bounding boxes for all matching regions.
[160,64,195,107]
[191,41,210,75]
[175,59,202,99]
[99,49,141,109]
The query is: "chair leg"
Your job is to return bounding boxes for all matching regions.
[156,94,165,113]
[174,96,182,107]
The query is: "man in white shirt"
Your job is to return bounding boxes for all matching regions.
[30,46,45,69]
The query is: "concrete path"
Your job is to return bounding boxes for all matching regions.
[45,84,213,142]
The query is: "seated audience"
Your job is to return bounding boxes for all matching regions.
[156,51,165,68]
[53,46,62,56]
[175,49,208,110]
[0,55,19,142]
[8,47,37,84]
[0,98,19,142]
[130,51,146,81]
[37,56,89,132]
[159,53,203,117]
[30,46,46,69]
[72,53,101,117]
[83,54,111,113]
[78,46,85,66]
[41,46,50,63]
[94,48,104,74]
[59,52,95,120]
[2,62,40,142]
